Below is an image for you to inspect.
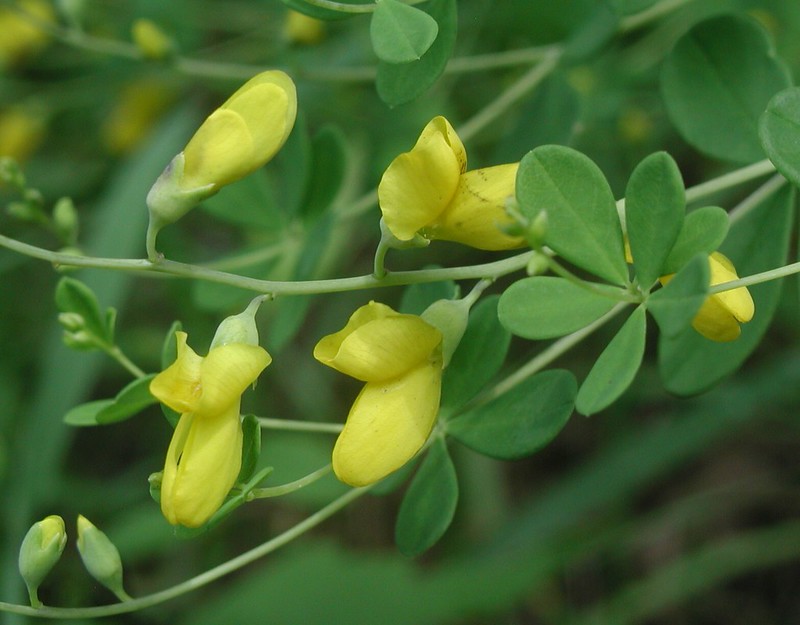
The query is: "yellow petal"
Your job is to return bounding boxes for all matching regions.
[378,123,464,241]
[709,252,754,323]
[332,356,443,486]
[181,108,255,190]
[417,116,467,172]
[196,343,271,417]
[426,164,524,250]
[224,72,296,159]
[160,405,243,527]
[314,302,441,382]
[691,296,743,342]
[150,332,204,413]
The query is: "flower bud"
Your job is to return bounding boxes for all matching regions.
[76,515,130,601]
[53,197,78,243]
[57,311,84,332]
[131,19,174,60]
[18,515,67,608]
[526,251,551,276]
[525,210,548,249]
[420,298,470,367]
[210,295,265,349]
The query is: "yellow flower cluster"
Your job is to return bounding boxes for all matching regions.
[0,0,53,69]
[378,116,524,250]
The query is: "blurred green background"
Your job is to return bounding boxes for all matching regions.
[1,0,799,623]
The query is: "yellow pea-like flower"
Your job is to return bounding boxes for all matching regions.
[378,116,524,251]
[0,0,54,69]
[150,330,271,527]
[314,302,443,487]
[146,70,297,258]
[284,10,325,45]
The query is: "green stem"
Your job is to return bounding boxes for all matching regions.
[372,235,391,279]
[684,159,776,205]
[105,346,147,379]
[618,0,696,32]
[710,260,800,294]
[545,256,639,303]
[248,465,332,499]
[257,417,343,434]
[727,173,787,225]
[300,0,426,13]
[0,487,369,619]
[462,278,493,308]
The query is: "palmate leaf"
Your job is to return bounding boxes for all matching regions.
[662,206,729,275]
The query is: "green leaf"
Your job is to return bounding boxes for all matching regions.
[517,146,628,285]
[55,277,111,344]
[576,306,646,416]
[63,399,114,426]
[238,414,261,483]
[625,152,685,288]
[562,1,619,63]
[659,185,794,395]
[371,0,438,64]
[448,370,576,460]
[662,206,729,275]
[394,438,458,557]
[201,169,285,230]
[160,320,182,369]
[376,0,457,107]
[661,14,791,163]
[498,276,619,340]
[759,86,800,188]
[441,296,510,411]
[300,125,347,219]
[399,274,456,315]
[97,374,158,424]
[647,253,709,337]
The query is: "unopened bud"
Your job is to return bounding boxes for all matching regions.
[58,311,84,332]
[18,515,67,608]
[210,295,266,348]
[76,515,130,601]
[52,197,79,244]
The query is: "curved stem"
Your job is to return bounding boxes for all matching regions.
[0,486,369,618]
[248,464,333,499]
[257,417,343,434]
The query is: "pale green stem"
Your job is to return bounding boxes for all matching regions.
[248,464,333,499]
[544,256,639,304]
[684,159,776,205]
[710,260,800,294]
[300,0,426,13]
[459,303,629,414]
[0,487,369,618]
[105,346,146,379]
[257,417,343,434]
[372,235,391,279]
[462,278,493,308]
[619,0,697,32]
[727,173,787,225]
[0,231,534,295]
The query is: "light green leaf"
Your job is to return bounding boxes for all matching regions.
[376,0,457,106]
[370,0,439,64]
[661,14,791,163]
[663,206,729,275]
[63,399,114,426]
[759,86,800,188]
[447,370,576,460]
[394,438,458,557]
[625,152,685,288]
[55,277,111,344]
[498,276,619,340]
[97,374,158,424]
[576,306,646,416]
[441,296,510,411]
[647,254,709,337]
[659,186,794,395]
[279,0,363,20]
[517,146,628,285]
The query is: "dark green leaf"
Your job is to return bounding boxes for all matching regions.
[63,399,114,426]
[448,370,577,459]
[376,0,457,106]
[55,277,111,344]
[394,438,458,557]
[563,1,619,63]
[576,306,646,416]
[498,276,620,340]
[517,146,628,284]
[201,169,285,230]
[279,0,361,20]
[399,274,456,314]
[625,152,685,288]
[370,0,438,64]
[301,125,347,218]
[661,15,791,163]
[97,374,158,424]
[659,186,794,395]
[647,254,709,337]
[238,414,262,483]
[442,296,510,411]
[663,206,729,274]
[759,86,800,188]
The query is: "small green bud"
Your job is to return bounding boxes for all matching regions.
[210,295,266,349]
[148,471,163,504]
[57,311,84,332]
[0,156,26,189]
[18,515,67,608]
[526,251,551,276]
[525,210,548,249]
[76,515,130,602]
[420,298,470,367]
[6,200,43,222]
[52,197,79,244]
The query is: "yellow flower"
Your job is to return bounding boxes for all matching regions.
[146,70,297,257]
[131,18,173,61]
[378,116,524,251]
[150,331,271,527]
[0,0,54,69]
[0,105,46,162]
[314,302,443,487]
[284,10,325,45]
[101,78,175,155]
[662,251,754,342]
